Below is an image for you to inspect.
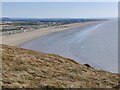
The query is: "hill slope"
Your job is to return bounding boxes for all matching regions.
[1,44,119,88]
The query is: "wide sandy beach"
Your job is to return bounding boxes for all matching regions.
[1,21,101,46]
[1,19,118,73]
[20,19,118,73]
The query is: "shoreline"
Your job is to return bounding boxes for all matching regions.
[1,21,105,46]
[20,20,118,73]
[0,21,103,46]
[2,20,117,73]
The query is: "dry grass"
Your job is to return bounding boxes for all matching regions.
[1,44,119,88]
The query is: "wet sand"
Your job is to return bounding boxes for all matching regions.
[20,20,118,73]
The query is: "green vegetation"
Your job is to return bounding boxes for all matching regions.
[1,18,106,35]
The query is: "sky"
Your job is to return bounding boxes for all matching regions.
[1,0,120,2]
[2,2,118,18]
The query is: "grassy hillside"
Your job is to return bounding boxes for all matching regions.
[1,44,119,88]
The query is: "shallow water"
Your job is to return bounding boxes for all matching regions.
[70,20,118,73]
[21,20,118,73]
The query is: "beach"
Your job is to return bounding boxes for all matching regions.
[1,21,101,46]
[1,20,118,73]
[20,19,118,73]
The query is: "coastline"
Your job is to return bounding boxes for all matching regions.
[1,21,104,46]
[20,20,118,73]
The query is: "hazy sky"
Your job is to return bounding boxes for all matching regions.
[2,2,118,18]
[1,0,120,2]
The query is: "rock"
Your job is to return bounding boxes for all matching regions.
[84,64,92,68]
